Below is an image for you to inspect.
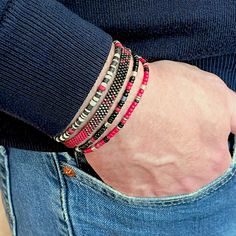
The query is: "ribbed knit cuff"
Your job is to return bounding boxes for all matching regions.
[0,0,112,136]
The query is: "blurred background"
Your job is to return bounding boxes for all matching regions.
[0,192,11,236]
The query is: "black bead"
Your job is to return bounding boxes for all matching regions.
[129,76,135,83]
[108,113,118,123]
[103,136,110,143]
[79,141,91,150]
[118,101,125,107]
[87,104,93,110]
[118,122,124,128]
[123,91,129,97]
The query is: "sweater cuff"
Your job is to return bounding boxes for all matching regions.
[0,0,112,136]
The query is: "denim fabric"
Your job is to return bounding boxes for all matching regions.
[0,135,236,236]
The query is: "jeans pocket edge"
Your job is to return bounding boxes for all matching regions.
[60,155,236,207]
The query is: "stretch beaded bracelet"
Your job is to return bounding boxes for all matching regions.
[75,56,149,155]
[63,45,131,147]
[77,54,140,150]
[54,41,123,142]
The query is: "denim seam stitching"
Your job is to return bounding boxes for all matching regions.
[85,168,236,207]
[0,146,17,235]
[61,162,236,207]
[51,152,74,236]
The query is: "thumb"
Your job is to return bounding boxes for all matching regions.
[229,88,236,134]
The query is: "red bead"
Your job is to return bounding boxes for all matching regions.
[100,140,106,145]
[121,119,126,124]
[126,85,132,90]
[84,148,92,153]
[91,137,96,142]
[127,82,133,89]
[114,127,119,133]
[115,107,121,112]
[139,89,144,94]
[127,108,133,113]
[95,143,101,148]
[137,92,142,97]
[114,42,122,47]
[139,57,145,63]
[98,85,106,91]
[67,128,74,135]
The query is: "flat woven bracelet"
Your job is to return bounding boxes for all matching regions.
[75,56,149,155]
[78,54,140,150]
[54,40,123,142]
[63,45,131,148]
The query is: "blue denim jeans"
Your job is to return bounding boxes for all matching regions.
[1,134,236,236]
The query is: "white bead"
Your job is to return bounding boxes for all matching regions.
[107,71,113,76]
[113,58,119,63]
[105,74,112,80]
[141,85,146,90]
[78,117,84,122]
[81,113,87,119]
[55,137,60,142]
[101,82,107,87]
[114,53,120,58]
[90,100,96,106]
[93,96,99,102]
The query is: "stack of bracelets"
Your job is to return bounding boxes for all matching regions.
[53,40,149,164]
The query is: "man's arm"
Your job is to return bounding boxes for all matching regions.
[0,0,112,136]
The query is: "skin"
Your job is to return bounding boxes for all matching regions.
[70,46,236,197]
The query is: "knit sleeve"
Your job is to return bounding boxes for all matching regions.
[0,0,112,137]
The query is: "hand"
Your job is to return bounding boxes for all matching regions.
[85,60,236,197]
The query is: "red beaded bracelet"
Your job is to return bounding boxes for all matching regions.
[75,56,149,154]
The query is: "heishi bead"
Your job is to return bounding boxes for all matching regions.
[107,70,113,76]
[104,74,112,80]
[114,53,121,58]
[81,113,87,119]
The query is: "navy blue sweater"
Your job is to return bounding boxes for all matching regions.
[0,0,236,152]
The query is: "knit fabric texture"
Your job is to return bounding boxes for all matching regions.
[0,0,236,151]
